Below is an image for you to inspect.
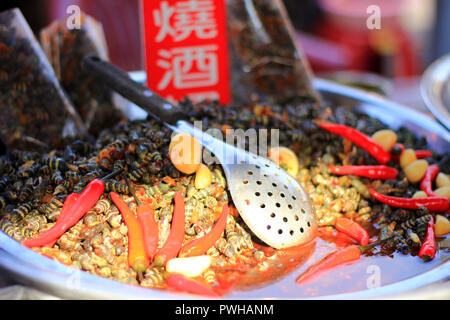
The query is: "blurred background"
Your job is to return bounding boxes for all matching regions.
[1,0,449,112]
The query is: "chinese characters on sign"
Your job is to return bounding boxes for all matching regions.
[142,0,230,104]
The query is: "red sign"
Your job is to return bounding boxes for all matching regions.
[141,0,231,104]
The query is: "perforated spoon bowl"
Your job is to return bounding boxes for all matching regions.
[83,56,317,249]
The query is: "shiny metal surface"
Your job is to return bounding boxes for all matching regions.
[0,76,448,299]
[421,54,450,130]
[170,120,316,249]
[223,158,316,249]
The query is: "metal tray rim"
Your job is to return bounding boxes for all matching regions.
[0,77,448,299]
[420,53,450,131]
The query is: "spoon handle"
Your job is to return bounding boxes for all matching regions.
[82,55,187,125]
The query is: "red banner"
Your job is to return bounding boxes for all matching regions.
[142,0,231,105]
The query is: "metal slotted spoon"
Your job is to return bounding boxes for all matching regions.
[83,56,317,249]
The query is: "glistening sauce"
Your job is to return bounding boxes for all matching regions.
[225,232,449,298]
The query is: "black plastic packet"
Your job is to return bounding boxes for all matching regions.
[226,0,321,106]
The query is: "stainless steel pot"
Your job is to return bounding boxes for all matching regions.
[421,54,450,131]
[0,77,448,299]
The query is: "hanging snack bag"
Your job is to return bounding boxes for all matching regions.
[226,0,320,105]
[0,8,87,151]
[40,11,124,136]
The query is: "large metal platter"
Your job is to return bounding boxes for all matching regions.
[421,54,450,131]
[0,76,448,299]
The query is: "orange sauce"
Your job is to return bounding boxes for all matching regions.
[221,230,449,298]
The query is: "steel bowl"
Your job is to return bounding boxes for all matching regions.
[0,77,449,299]
[421,54,450,131]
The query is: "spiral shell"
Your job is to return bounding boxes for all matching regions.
[140,267,165,288]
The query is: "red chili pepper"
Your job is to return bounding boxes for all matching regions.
[137,205,158,260]
[415,150,433,159]
[23,179,105,248]
[179,204,228,257]
[420,164,439,197]
[110,192,149,273]
[45,193,80,248]
[330,165,398,180]
[166,273,220,297]
[370,189,449,212]
[335,217,369,246]
[319,123,391,164]
[418,216,436,261]
[154,192,186,266]
[296,245,361,284]
[125,177,159,260]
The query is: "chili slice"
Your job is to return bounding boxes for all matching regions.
[23,179,105,248]
[154,192,186,266]
[126,177,159,260]
[319,123,391,164]
[45,193,80,248]
[335,217,369,246]
[420,164,439,197]
[370,189,449,212]
[296,245,361,284]
[179,204,228,257]
[110,192,149,274]
[166,273,219,297]
[418,216,436,261]
[137,205,158,261]
[330,165,398,180]
[415,150,433,159]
